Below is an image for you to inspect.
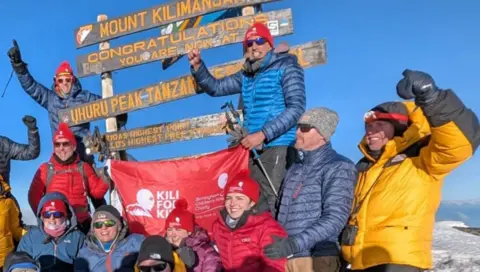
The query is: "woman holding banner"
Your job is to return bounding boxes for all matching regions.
[165,198,222,272]
[211,171,288,272]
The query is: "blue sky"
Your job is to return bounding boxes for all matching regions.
[0,0,479,215]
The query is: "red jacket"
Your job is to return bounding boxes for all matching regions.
[28,154,109,223]
[211,210,287,272]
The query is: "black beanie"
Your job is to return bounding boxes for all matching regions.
[137,235,175,269]
[369,102,410,136]
[91,205,122,230]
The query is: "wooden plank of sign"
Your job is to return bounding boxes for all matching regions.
[74,0,280,48]
[103,111,236,152]
[76,8,294,77]
[58,40,326,126]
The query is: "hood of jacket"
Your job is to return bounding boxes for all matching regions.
[243,44,298,76]
[84,216,130,254]
[183,225,211,249]
[50,77,83,99]
[36,192,78,234]
[3,251,40,272]
[358,101,432,162]
[0,180,11,197]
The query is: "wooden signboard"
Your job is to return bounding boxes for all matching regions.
[160,6,250,70]
[74,0,279,48]
[76,8,294,77]
[103,111,234,152]
[59,40,327,126]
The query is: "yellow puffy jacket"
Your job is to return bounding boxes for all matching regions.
[0,178,26,267]
[342,93,480,270]
[134,251,186,272]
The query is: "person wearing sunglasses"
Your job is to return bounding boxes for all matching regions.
[17,192,85,272]
[0,175,27,270]
[136,235,187,272]
[75,205,145,272]
[211,171,287,271]
[188,22,306,217]
[264,108,357,272]
[28,123,109,234]
[165,198,222,272]
[7,40,105,164]
[341,70,480,272]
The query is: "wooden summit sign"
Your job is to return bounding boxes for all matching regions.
[76,8,293,77]
[74,0,279,48]
[59,40,327,126]
[102,111,234,152]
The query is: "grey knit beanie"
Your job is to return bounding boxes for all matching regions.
[298,107,339,141]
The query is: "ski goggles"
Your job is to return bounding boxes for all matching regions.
[246,37,267,47]
[363,110,409,123]
[138,263,168,272]
[42,211,65,219]
[93,220,117,229]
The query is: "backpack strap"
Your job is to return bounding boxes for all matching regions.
[45,162,55,192]
[77,161,90,199]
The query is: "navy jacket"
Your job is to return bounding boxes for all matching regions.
[277,143,358,257]
[17,71,100,140]
[192,48,306,148]
[17,192,85,272]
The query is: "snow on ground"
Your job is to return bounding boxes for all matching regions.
[431,221,480,271]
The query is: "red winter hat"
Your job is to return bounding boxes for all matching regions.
[42,199,67,215]
[224,170,260,203]
[53,122,77,147]
[56,61,74,77]
[165,198,195,233]
[244,22,274,48]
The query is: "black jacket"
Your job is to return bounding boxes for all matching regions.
[0,128,40,183]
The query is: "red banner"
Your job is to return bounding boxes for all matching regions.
[111,146,249,236]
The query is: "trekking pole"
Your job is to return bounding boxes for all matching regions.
[222,102,278,197]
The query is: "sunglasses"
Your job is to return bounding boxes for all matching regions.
[57,78,72,84]
[93,220,117,229]
[298,124,314,133]
[54,142,71,148]
[138,263,167,272]
[246,37,267,47]
[42,211,65,219]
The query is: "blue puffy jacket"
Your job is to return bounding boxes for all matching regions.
[17,72,100,140]
[277,143,358,258]
[192,47,306,148]
[17,192,85,272]
[74,222,144,272]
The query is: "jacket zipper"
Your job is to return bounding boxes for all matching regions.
[228,232,233,267]
[106,244,116,272]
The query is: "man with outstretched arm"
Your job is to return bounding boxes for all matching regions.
[188,22,306,216]
[341,69,480,272]
[7,40,100,164]
[0,115,40,184]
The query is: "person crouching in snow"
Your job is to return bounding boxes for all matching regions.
[17,192,85,272]
[165,198,222,272]
[3,251,40,272]
[74,205,144,272]
[136,235,187,272]
[0,176,26,270]
[211,171,288,271]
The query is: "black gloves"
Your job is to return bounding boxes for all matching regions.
[263,235,299,260]
[22,115,37,130]
[7,39,28,75]
[396,69,440,107]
